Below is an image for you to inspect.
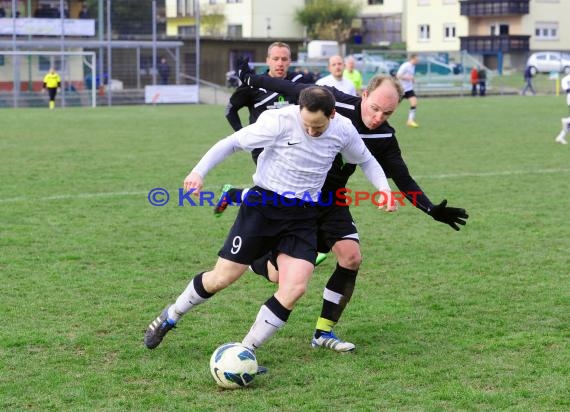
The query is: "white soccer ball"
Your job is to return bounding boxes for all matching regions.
[209,343,258,389]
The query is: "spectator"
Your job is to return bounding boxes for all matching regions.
[78,2,90,19]
[316,55,357,96]
[470,67,478,97]
[343,55,363,95]
[477,68,487,97]
[521,65,536,96]
[0,7,5,18]
[157,57,170,85]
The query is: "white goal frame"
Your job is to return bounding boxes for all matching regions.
[3,50,97,108]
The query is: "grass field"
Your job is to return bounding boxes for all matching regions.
[1,95,569,411]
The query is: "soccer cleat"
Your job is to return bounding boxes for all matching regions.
[256,365,268,375]
[311,331,356,353]
[555,134,568,145]
[315,252,328,266]
[214,184,234,217]
[407,120,419,128]
[144,305,176,349]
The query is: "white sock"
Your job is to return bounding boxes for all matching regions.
[242,304,286,351]
[168,276,210,321]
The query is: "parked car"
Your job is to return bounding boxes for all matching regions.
[526,52,570,75]
[353,53,399,75]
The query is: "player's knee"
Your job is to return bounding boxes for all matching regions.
[336,248,362,270]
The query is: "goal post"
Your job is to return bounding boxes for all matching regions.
[1,50,97,108]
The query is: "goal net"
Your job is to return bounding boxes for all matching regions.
[0,50,96,108]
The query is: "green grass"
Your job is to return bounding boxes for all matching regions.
[1,97,569,411]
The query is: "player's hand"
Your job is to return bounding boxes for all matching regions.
[183,171,204,195]
[377,191,398,213]
[429,199,469,231]
[236,57,255,86]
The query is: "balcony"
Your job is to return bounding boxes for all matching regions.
[460,0,529,17]
[459,35,530,53]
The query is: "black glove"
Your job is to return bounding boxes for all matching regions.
[429,199,469,231]
[236,57,255,86]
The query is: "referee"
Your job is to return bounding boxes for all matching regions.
[144,87,396,367]
[42,67,61,110]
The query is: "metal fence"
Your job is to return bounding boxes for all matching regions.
[0,0,204,108]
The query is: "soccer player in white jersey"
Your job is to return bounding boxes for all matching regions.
[316,55,357,96]
[554,73,570,145]
[144,87,396,370]
[396,54,420,128]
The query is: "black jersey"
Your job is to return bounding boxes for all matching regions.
[247,75,435,214]
[225,71,305,132]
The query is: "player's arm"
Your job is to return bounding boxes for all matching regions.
[237,58,308,98]
[371,137,469,230]
[225,87,251,131]
[188,110,284,192]
[341,126,396,211]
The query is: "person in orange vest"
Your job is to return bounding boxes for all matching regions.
[42,67,61,109]
[470,67,478,97]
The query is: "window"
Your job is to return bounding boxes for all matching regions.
[368,0,384,4]
[490,23,509,36]
[419,24,430,41]
[535,22,558,40]
[177,0,193,17]
[39,56,62,72]
[209,0,217,4]
[443,23,456,40]
[226,0,243,3]
[227,24,242,38]
[178,25,196,37]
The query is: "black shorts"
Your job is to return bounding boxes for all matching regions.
[48,88,57,100]
[403,90,416,99]
[218,187,318,265]
[316,202,359,253]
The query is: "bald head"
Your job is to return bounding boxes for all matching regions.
[327,55,345,80]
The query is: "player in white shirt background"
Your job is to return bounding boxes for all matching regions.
[554,73,570,145]
[316,55,358,96]
[144,87,396,370]
[396,54,420,128]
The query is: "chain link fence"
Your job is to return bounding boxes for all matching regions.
[0,0,209,108]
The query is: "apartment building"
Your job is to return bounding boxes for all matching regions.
[165,0,570,72]
[165,0,305,39]
[406,0,570,71]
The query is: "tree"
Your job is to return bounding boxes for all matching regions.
[295,0,361,43]
[201,5,226,36]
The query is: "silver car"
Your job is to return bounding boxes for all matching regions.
[526,51,570,75]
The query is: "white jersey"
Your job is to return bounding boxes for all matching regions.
[396,61,415,92]
[192,105,391,201]
[316,75,357,96]
[562,74,570,106]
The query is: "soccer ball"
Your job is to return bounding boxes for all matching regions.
[209,343,258,389]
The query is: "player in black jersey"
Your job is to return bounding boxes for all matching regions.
[225,42,307,163]
[217,62,469,352]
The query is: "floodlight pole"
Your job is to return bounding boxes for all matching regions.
[106,0,112,106]
[60,0,66,108]
[195,0,200,95]
[152,0,157,85]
